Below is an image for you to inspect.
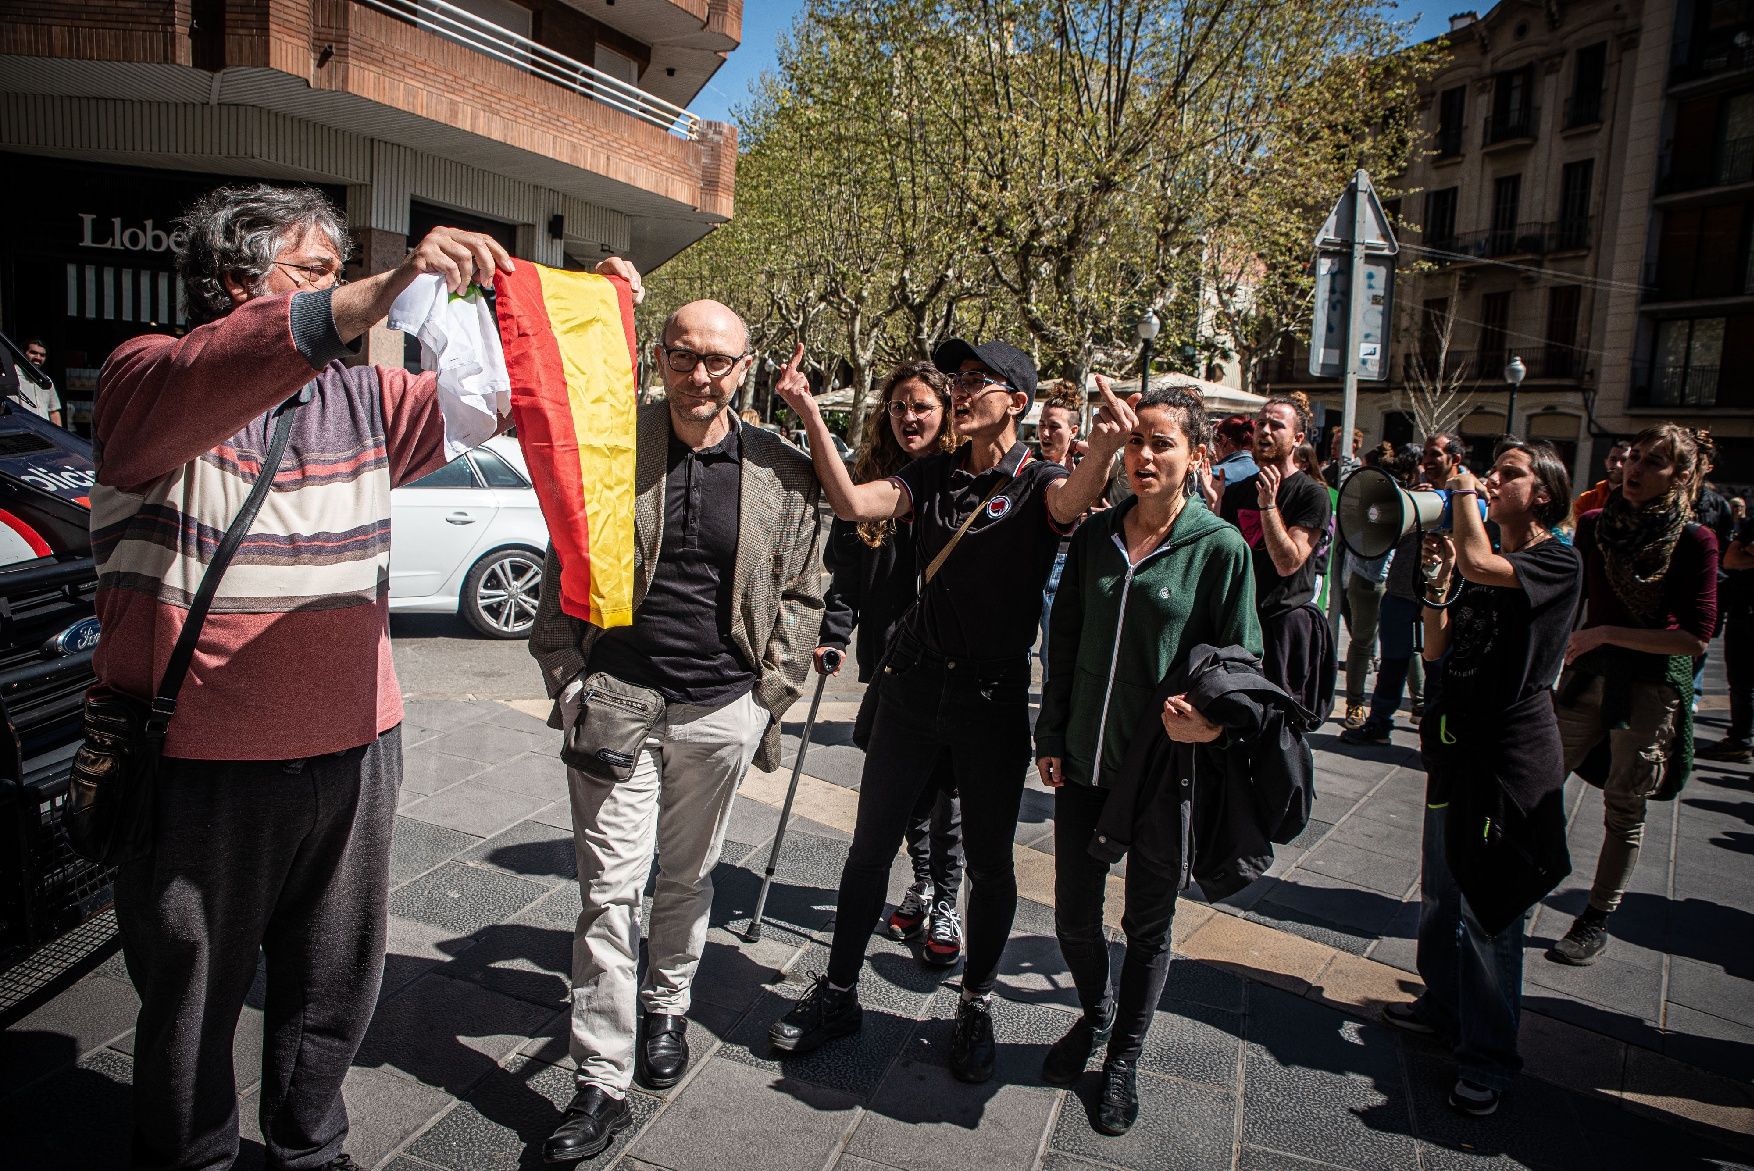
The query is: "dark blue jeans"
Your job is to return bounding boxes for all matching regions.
[1367,592,1425,726]
[827,634,1031,993]
[1415,804,1525,1090]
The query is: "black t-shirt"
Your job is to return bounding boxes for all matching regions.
[1724,517,1754,614]
[1220,470,1332,619]
[891,441,1070,659]
[1438,538,1582,710]
[588,424,755,705]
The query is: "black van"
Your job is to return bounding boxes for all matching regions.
[0,338,106,976]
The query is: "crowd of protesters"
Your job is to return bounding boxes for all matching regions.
[79,181,1746,1169]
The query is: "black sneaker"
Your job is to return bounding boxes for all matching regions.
[1548,917,1610,966]
[1409,702,1425,727]
[886,882,932,940]
[1340,720,1391,746]
[1042,1007,1114,1085]
[923,900,963,968]
[1697,738,1754,763]
[948,995,996,1083]
[1095,1058,1140,1135]
[1381,1001,1437,1035]
[769,974,862,1055]
[1448,1077,1501,1117]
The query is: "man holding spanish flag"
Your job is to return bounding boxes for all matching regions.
[528,300,823,1162]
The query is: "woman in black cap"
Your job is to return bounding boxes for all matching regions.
[771,339,1132,1083]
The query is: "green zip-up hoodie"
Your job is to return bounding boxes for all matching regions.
[1034,495,1263,788]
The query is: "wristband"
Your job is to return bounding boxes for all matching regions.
[1450,489,1479,498]
[1259,502,1278,511]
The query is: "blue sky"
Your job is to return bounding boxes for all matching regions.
[690,4,1462,124]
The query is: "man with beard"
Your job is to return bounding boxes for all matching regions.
[1573,440,1629,517]
[1218,393,1334,711]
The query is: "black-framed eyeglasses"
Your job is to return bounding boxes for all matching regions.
[886,400,942,418]
[660,346,748,378]
[948,372,1013,398]
[273,260,346,288]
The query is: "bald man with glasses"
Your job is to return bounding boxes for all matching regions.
[529,299,824,1163]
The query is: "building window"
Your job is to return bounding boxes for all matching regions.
[1478,291,1511,370]
[1556,159,1593,250]
[1425,186,1459,250]
[1485,66,1536,145]
[1490,174,1522,255]
[1436,86,1467,157]
[1565,43,1607,128]
[1653,203,1752,300]
[1721,92,1754,187]
[1544,286,1583,378]
[1649,318,1725,407]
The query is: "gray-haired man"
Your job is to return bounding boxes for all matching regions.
[95,182,638,1171]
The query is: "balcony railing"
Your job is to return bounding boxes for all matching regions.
[1672,30,1754,86]
[1402,346,1585,382]
[1563,92,1604,129]
[1483,107,1537,146]
[1632,364,1721,408]
[358,0,703,139]
[1658,136,1754,195]
[1421,219,1591,264]
[1642,259,1754,303]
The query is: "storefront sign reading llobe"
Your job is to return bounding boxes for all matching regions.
[77,214,190,254]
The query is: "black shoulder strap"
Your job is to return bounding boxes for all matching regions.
[146,398,301,735]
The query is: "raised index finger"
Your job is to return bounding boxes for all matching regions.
[783,343,805,378]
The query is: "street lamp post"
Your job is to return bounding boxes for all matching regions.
[1136,309,1161,394]
[1503,354,1527,438]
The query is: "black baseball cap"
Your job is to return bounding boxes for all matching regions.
[932,338,1039,409]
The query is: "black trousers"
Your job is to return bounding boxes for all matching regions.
[1053,781,1180,1063]
[114,729,402,1171]
[1727,605,1754,743]
[827,636,1030,993]
[854,680,965,898]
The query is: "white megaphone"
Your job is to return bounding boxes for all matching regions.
[1337,466,1486,559]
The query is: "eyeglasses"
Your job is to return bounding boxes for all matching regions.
[947,373,1013,398]
[273,260,346,288]
[886,400,942,419]
[660,346,748,378]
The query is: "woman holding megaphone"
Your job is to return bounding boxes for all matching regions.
[1382,439,1581,1119]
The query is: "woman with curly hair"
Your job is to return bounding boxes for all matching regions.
[1549,424,1718,966]
[812,361,966,965]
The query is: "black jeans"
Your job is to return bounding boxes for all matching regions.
[1726,606,1754,743]
[827,634,1030,993]
[1053,781,1180,1063]
[854,680,965,898]
[114,729,402,1171]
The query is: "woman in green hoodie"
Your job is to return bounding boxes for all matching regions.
[1033,384,1261,1135]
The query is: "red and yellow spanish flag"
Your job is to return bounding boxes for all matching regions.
[494,262,638,628]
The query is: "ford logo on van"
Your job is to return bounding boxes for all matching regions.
[44,617,101,657]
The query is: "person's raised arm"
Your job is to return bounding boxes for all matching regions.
[1445,469,1520,588]
[773,344,905,522]
[1420,533,1457,661]
[331,227,517,343]
[1045,377,1135,526]
[1253,464,1319,577]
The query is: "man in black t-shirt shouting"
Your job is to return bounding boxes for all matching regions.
[1219,394,1335,713]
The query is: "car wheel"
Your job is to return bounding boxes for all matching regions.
[461,548,543,639]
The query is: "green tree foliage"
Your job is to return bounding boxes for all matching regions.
[642,0,1441,428]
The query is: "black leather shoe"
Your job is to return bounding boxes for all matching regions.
[949,995,996,1084]
[770,974,862,1054]
[640,1012,690,1089]
[543,1085,631,1164]
[1095,1058,1140,1135]
[1042,1006,1114,1086]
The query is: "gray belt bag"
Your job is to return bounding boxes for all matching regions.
[562,671,666,782]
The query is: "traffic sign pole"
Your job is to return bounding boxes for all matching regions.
[1339,169,1369,490]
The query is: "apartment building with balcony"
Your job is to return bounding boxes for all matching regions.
[1266,0,1737,484]
[0,0,741,430]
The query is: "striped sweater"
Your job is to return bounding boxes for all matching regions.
[92,288,449,760]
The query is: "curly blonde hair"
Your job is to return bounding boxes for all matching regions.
[854,362,956,547]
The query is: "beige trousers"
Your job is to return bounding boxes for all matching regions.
[565,689,767,1093]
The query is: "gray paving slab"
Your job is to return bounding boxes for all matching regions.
[238,1063,453,1171]
[1051,1066,1237,1170]
[466,753,572,805]
[422,722,547,766]
[3,1044,133,1171]
[355,972,554,1094]
[629,1056,861,1171]
[399,779,553,839]
[1296,839,1419,898]
[1138,998,1245,1089]
[848,1056,1058,1171]
[0,970,138,1090]
[391,816,484,889]
[401,748,490,797]
[718,985,918,1099]
[389,861,549,937]
[458,818,579,887]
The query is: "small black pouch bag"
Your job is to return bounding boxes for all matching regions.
[66,399,301,865]
[562,671,666,782]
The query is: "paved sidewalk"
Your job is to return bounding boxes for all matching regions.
[5,668,1754,1168]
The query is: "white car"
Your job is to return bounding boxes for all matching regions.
[388,435,548,638]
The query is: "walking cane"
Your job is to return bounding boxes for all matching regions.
[745,647,841,942]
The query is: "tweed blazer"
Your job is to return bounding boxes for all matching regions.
[529,401,824,771]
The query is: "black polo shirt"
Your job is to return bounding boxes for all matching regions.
[891,441,1070,659]
[588,419,755,705]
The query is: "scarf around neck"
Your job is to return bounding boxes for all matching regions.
[1595,490,1689,625]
